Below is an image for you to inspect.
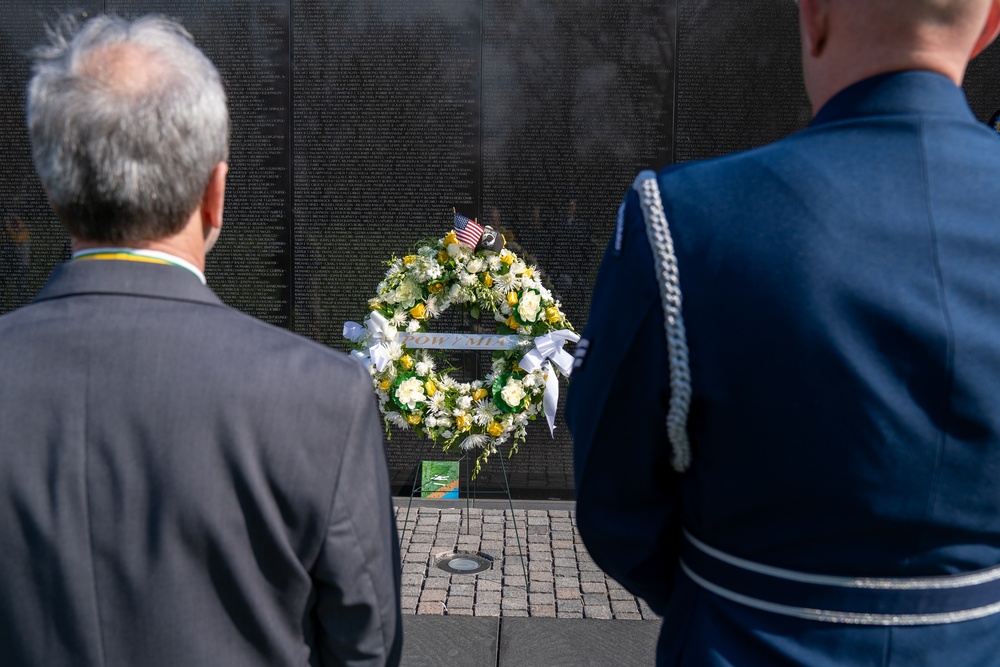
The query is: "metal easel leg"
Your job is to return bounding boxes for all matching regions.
[498,449,529,593]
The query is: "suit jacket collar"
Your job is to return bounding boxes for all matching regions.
[812,70,977,127]
[34,259,225,308]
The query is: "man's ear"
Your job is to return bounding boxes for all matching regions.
[799,0,831,57]
[201,162,227,252]
[971,0,1000,59]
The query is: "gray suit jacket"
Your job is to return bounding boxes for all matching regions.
[0,259,402,666]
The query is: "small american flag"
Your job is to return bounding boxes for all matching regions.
[453,213,484,247]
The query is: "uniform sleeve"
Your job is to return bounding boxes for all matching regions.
[566,187,683,615]
[311,361,403,667]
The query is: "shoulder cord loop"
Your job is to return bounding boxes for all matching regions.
[632,171,692,472]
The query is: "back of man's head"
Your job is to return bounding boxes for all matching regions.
[27,15,229,245]
[800,0,1000,112]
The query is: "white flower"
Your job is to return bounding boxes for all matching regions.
[438,375,459,390]
[510,261,526,276]
[491,359,506,375]
[395,377,426,409]
[500,379,526,408]
[385,341,403,361]
[384,325,399,342]
[466,258,485,274]
[406,320,421,333]
[415,362,431,377]
[392,279,420,306]
[448,243,470,259]
[459,272,476,286]
[430,393,446,410]
[517,290,542,323]
[425,296,442,318]
[441,430,454,439]
[460,434,489,451]
[435,416,452,428]
[523,372,540,388]
[457,395,472,410]
[487,255,503,271]
[424,262,443,280]
[425,415,438,428]
[449,284,464,301]
[386,412,408,428]
[389,312,407,327]
[496,271,519,294]
[538,285,553,301]
[385,261,403,277]
[473,399,498,426]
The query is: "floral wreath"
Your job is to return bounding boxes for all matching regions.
[344,225,578,475]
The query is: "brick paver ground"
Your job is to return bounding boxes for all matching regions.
[395,504,660,620]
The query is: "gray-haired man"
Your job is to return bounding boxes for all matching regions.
[0,15,402,666]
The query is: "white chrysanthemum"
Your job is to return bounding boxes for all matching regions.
[406,320,421,333]
[471,380,484,390]
[459,271,476,286]
[415,361,431,377]
[500,378,526,408]
[395,378,426,409]
[495,271,519,294]
[457,395,472,410]
[438,375,459,390]
[385,341,403,361]
[429,393,446,410]
[425,296,442,319]
[466,258,485,274]
[389,312,407,327]
[460,434,489,451]
[487,255,503,271]
[473,399,498,426]
[386,412,408,428]
[517,290,542,323]
[510,261,526,276]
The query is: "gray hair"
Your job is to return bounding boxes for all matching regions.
[27,15,229,243]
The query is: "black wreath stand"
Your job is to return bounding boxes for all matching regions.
[397,436,530,593]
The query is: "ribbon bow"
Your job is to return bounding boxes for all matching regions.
[519,330,581,436]
[343,311,396,372]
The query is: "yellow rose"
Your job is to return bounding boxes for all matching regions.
[444,231,459,246]
[368,299,382,310]
[456,414,472,432]
[406,413,422,425]
[380,379,392,391]
[472,388,488,401]
[400,355,414,370]
[437,251,449,264]
[425,380,437,397]
[545,307,560,324]
[501,254,514,265]
[410,303,427,320]
[506,316,520,330]
[507,292,519,306]
[524,268,533,278]
[403,255,417,265]
[428,282,444,294]
[487,422,504,437]
[483,273,493,287]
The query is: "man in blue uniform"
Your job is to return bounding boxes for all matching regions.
[568,1,1000,664]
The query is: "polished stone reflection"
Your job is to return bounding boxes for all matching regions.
[3,1,1000,495]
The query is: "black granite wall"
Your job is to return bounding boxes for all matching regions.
[2,2,999,497]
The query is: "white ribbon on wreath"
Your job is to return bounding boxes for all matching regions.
[518,329,581,435]
[343,311,395,372]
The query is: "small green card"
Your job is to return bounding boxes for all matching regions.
[421,460,459,499]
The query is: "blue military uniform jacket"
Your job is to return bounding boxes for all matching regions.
[567,71,1000,666]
